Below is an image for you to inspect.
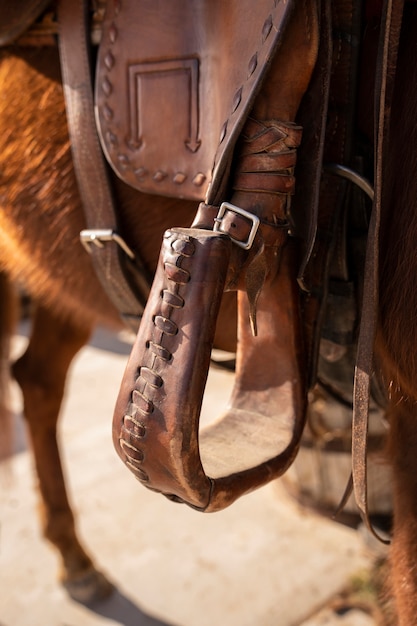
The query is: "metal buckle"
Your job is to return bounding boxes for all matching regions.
[80,229,135,259]
[213,202,260,250]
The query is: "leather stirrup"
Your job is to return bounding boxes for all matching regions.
[112,118,307,511]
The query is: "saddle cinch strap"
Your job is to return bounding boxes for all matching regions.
[113,118,307,511]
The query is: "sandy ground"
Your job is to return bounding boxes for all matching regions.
[0,325,385,626]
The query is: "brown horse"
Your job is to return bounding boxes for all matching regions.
[2,1,417,624]
[0,0,315,603]
[0,9,232,604]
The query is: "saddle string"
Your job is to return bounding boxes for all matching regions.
[352,0,405,545]
[57,0,150,332]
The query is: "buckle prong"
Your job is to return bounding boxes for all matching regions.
[80,229,135,259]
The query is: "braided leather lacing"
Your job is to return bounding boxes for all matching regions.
[120,231,196,483]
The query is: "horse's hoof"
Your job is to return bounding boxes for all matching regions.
[63,567,114,604]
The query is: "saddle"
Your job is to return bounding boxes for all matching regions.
[11,0,404,534]
[100,0,308,511]
[94,1,293,203]
[57,0,315,512]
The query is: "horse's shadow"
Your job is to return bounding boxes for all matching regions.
[82,586,177,626]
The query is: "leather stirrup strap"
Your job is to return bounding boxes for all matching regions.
[57,0,150,331]
[352,0,404,544]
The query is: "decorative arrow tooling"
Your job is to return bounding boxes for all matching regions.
[127,57,201,153]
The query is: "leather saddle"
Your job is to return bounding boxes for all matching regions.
[90,0,309,511]
[94,0,294,202]
[11,0,402,534]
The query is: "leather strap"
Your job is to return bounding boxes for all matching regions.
[58,0,150,331]
[352,0,404,543]
[295,0,362,387]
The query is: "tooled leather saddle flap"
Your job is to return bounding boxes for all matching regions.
[95,0,294,201]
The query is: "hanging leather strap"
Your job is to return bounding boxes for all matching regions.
[352,0,404,543]
[57,0,150,331]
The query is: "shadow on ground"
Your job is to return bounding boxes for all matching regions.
[84,587,177,626]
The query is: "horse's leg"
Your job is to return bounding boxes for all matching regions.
[383,398,417,624]
[12,304,112,602]
[374,5,417,619]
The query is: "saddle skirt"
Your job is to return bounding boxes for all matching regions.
[95,0,293,201]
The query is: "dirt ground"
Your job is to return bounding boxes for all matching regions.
[0,325,388,625]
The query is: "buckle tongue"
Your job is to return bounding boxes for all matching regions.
[80,229,135,259]
[213,202,260,250]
